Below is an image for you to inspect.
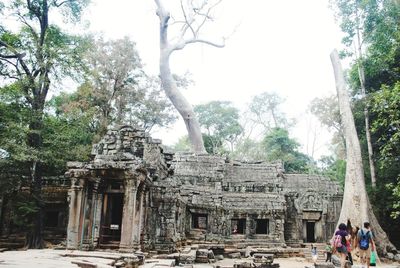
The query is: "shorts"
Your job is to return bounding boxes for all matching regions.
[336,246,348,254]
[359,248,371,260]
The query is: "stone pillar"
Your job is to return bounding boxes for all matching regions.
[136,188,145,246]
[67,177,85,249]
[119,178,137,252]
[245,214,251,238]
[81,179,101,250]
[92,182,103,247]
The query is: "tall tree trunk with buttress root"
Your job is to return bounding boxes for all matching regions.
[330,49,396,255]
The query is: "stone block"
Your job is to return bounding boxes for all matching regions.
[386,252,394,260]
[215,255,224,261]
[229,253,241,259]
[233,260,254,268]
[315,264,335,268]
[395,254,400,261]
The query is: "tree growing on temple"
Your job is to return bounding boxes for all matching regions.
[0,0,89,248]
[330,49,395,254]
[154,0,225,153]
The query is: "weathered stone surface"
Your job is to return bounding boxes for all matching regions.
[0,126,342,253]
[229,253,242,259]
[331,255,341,267]
[315,263,335,268]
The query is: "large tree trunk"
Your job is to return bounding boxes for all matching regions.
[159,53,206,153]
[330,50,395,255]
[25,105,45,249]
[155,0,220,154]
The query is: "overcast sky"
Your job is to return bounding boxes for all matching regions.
[81,0,345,159]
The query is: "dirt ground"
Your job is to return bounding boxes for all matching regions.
[0,249,399,268]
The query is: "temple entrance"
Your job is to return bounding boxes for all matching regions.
[306,221,316,242]
[99,193,124,246]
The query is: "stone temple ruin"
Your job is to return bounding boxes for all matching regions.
[0,125,342,256]
[64,126,342,252]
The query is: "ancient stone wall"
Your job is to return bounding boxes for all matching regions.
[1,126,342,252]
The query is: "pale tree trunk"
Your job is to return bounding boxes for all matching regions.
[155,0,225,153]
[330,50,395,255]
[159,53,206,153]
[355,23,377,187]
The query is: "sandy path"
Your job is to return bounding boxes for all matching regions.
[0,249,399,268]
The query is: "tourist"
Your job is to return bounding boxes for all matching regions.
[325,242,332,262]
[311,244,318,264]
[356,222,375,268]
[346,220,354,265]
[333,223,351,268]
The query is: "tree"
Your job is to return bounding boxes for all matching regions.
[79,36,176,136]
[154,0,225,153]
[248,92,292,133]
[370,82,400,220]
[0,82,95,244]
[262,128,311,173]
[194,101,243,154]
[309,96,345,159]
[330,0,378,187]
[0,0,89,248]
[330,49,395,254]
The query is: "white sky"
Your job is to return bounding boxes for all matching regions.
[80,0,345,159]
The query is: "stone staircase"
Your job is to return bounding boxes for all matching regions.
[0,234,25,249]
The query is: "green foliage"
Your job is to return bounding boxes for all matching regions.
[171,135,191,152]
[388,179,400,219]
[317,155,346,187]
[230,138,267,162]
[248,91,293,133]
[79,36,176,135]
[194,101,243,154]
[370,82,400,166]
[262,128,311,173]
[331,0,400,245]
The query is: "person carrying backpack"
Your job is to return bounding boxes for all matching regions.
[356,222,376,268]
[333,223,351,268]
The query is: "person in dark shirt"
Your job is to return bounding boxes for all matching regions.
[335,223,351,268]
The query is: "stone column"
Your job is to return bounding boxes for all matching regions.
[67,177,85,249]
[82,178,101,250]
[119,178,137,252]
[92,182,103,247]
[245,215,251,238]
[135,187,145,246]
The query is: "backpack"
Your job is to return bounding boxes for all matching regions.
[359,229,370,250]
[332,234,343,248]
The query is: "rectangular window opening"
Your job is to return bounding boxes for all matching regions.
[255,219,269,234]
[231,219,246,234]
[44,211,59,228]
[192,213,208,229]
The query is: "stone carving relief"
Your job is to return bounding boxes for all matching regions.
[297,192,323,212]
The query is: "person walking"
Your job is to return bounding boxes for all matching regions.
[333,223,351,268]
[346,220,354,265]
[325,242,333,262]
[356,222,375,268]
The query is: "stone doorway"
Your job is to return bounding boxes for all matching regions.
[306,221,316,243]
[99,193,124,246]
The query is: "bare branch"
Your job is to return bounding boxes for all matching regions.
[16,12,39,42]
[184,38,225,48]
[180,0,196,37]
[53,0,69,7]
[0,53,25,59]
